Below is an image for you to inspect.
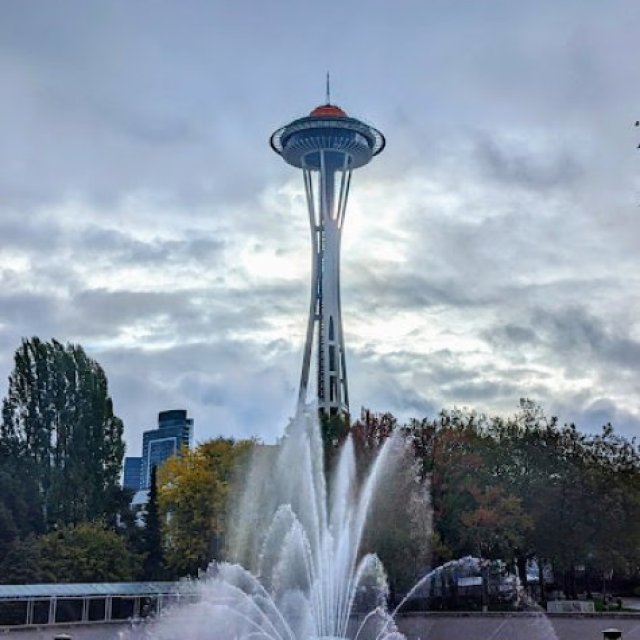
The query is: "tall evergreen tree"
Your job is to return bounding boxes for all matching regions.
[0,437,43,562]
[1,338,125,529]
[142,465,165,580]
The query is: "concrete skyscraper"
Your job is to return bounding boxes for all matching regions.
[271,89,385,418]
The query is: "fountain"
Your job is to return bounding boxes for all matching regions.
[140,409,406,640]
[134,409,559,640]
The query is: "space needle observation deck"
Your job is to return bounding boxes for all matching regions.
[270,93,385,419]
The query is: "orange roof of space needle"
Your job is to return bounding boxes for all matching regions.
[309,104,347,118]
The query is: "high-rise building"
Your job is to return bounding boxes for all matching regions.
[123,456,142,491]
[270,86,385,418]
[140,409,194,489]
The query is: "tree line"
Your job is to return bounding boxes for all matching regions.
[0,337,254,583]
[1,337,638,605]
[343,400,640,600]
[0,338,135,581]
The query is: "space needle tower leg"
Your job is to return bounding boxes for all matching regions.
[298,169,319,411]
[299,155,352,417]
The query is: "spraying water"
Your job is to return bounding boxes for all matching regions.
[142,409,405,640]
[138,409,559,640]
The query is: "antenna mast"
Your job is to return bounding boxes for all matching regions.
[326,72,331,104]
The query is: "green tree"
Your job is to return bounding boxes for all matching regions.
[141,465,165,580]
[362,442,432,594]
[351,410,431,593]
[0,523,140,583]
[481,400,561,589]
[584,425,640,586]
[405,410,493,564]
[352,402,640,603]
[351,409,397,477]
[1,338,125,528]
[459,484,531,559]
[0,438,43,562]
[320,411,350,470]
[477,401,640,601]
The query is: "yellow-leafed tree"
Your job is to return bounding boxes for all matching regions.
[157,437,254,577]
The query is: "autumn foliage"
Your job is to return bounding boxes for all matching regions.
[347,400,640,599]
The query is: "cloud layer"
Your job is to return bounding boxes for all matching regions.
[1,1,639,451]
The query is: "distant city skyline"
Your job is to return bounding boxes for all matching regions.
[0,2,639,451]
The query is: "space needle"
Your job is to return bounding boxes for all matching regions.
[270,80,385,418]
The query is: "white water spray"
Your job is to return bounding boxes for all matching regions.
[142,409,404,640]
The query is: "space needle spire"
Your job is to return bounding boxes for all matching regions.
[270,88,385,419]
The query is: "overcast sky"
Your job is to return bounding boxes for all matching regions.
[1,1,639,453]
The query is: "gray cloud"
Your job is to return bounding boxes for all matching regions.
[0,292,59,330]
[532,306,640,371]
[0,0,639,449]
[472,134,583,191]
[77,227,226,267]
[97,339,299,449]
